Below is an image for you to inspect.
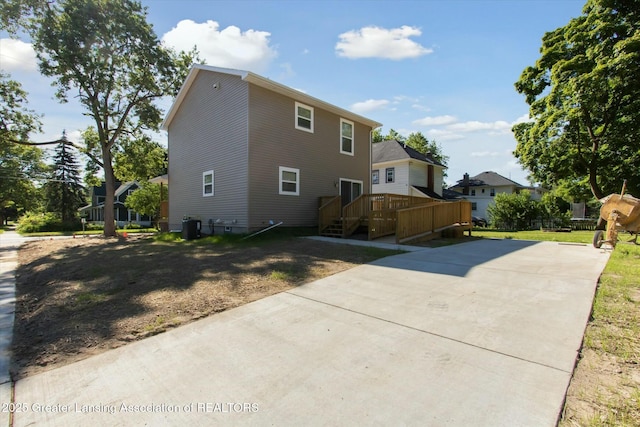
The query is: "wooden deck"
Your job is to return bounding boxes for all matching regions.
[319,193,472,244]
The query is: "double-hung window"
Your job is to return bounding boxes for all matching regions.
[203,170,214,197]
[386,167,395,183]
[372,170,379,185]
[295,102,313,132]
[340,118,354,155]
[279,166,300,196]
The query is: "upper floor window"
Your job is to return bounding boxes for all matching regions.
[295,102,314,133]
[490,188,495,197]
[279,166,300,196]
[203,170,214,197]
[471,189,476,196]
[340,118,354,155]
[372,169,379,185]
[386,167,395,183]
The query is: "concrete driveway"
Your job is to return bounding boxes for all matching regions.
[9,238,609,426]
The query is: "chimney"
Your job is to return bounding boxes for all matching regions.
[462,173,470,195]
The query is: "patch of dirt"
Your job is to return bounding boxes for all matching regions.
[12,235,396,379]
[561,348,640,426]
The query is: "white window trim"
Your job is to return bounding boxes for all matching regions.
[340,118,354,156]
[279,166,300,196]
[295,102,314,133]
[386,167,395,183]
[203,170,214,197]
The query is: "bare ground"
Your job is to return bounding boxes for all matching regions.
[11,234,399,379]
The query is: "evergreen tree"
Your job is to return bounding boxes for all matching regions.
[45,134,85,222]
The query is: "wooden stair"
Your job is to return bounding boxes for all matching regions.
[320,218,344,238]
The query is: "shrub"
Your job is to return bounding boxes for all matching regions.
[17,212,82,233]
[487,191,539,230]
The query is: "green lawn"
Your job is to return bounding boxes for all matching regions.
[472,228,596,244]
[20,228,158,237]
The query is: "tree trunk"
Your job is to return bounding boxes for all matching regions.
[102,145,117,237]
[588,165,604,200]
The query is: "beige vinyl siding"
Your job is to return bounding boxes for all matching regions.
[167,71,250,231]
[247,84,371,229]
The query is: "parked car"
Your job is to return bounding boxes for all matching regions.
[472,216,487,227]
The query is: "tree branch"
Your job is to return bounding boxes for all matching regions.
[7,137,104,168]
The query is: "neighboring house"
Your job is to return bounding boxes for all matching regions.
[161,64,382,234]
[79,181,151,227]
[448,171,542,220]
[371,140,447,199]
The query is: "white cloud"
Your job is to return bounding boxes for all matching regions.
[0,38,38,72]
[425,129,464,141]
[161,20,277,73]
[411,104,431,112]
[471,151,502,157]
[350,99,390,114]
[447,120,512,133]
[279,62,295,79]
[413,115,457,126]
[336,25,432,60]
[513,113,532,124]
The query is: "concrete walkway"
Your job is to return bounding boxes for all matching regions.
[0,229,27,427]
[6,237,610,426]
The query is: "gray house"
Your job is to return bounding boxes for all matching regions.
[161,65,382,234]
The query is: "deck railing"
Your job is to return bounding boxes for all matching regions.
[368,209,397,240]
[318,195,342,235]
[342,195,369,236]
[396,200,472,243]
[319,193,469,242]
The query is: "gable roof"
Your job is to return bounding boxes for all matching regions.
[114,181,139,198]
[161,64,382,131]
[372,139,445,167]
[451,171,524,188]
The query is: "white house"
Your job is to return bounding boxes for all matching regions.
[448,171,543,220]
[371,139,446,199]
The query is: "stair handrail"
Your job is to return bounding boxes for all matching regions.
[318,195,342,234]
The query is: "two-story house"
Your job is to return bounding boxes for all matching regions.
[448,171,528,220]
[79,181,151,227]
[161,65,382,234]
[372,139,446,199]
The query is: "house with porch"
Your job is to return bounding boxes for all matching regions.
[79,181,152,227]
[161,65,382,234]
[372,139,446,199]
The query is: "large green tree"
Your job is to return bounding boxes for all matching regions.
[3,0,194,236]
[405,131,449,174]
[513,0,640,200]
[125,181,167,224]
[0,74,46,223]
[44,134,85,222]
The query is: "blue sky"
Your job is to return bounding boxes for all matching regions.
[0,0,586,186]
